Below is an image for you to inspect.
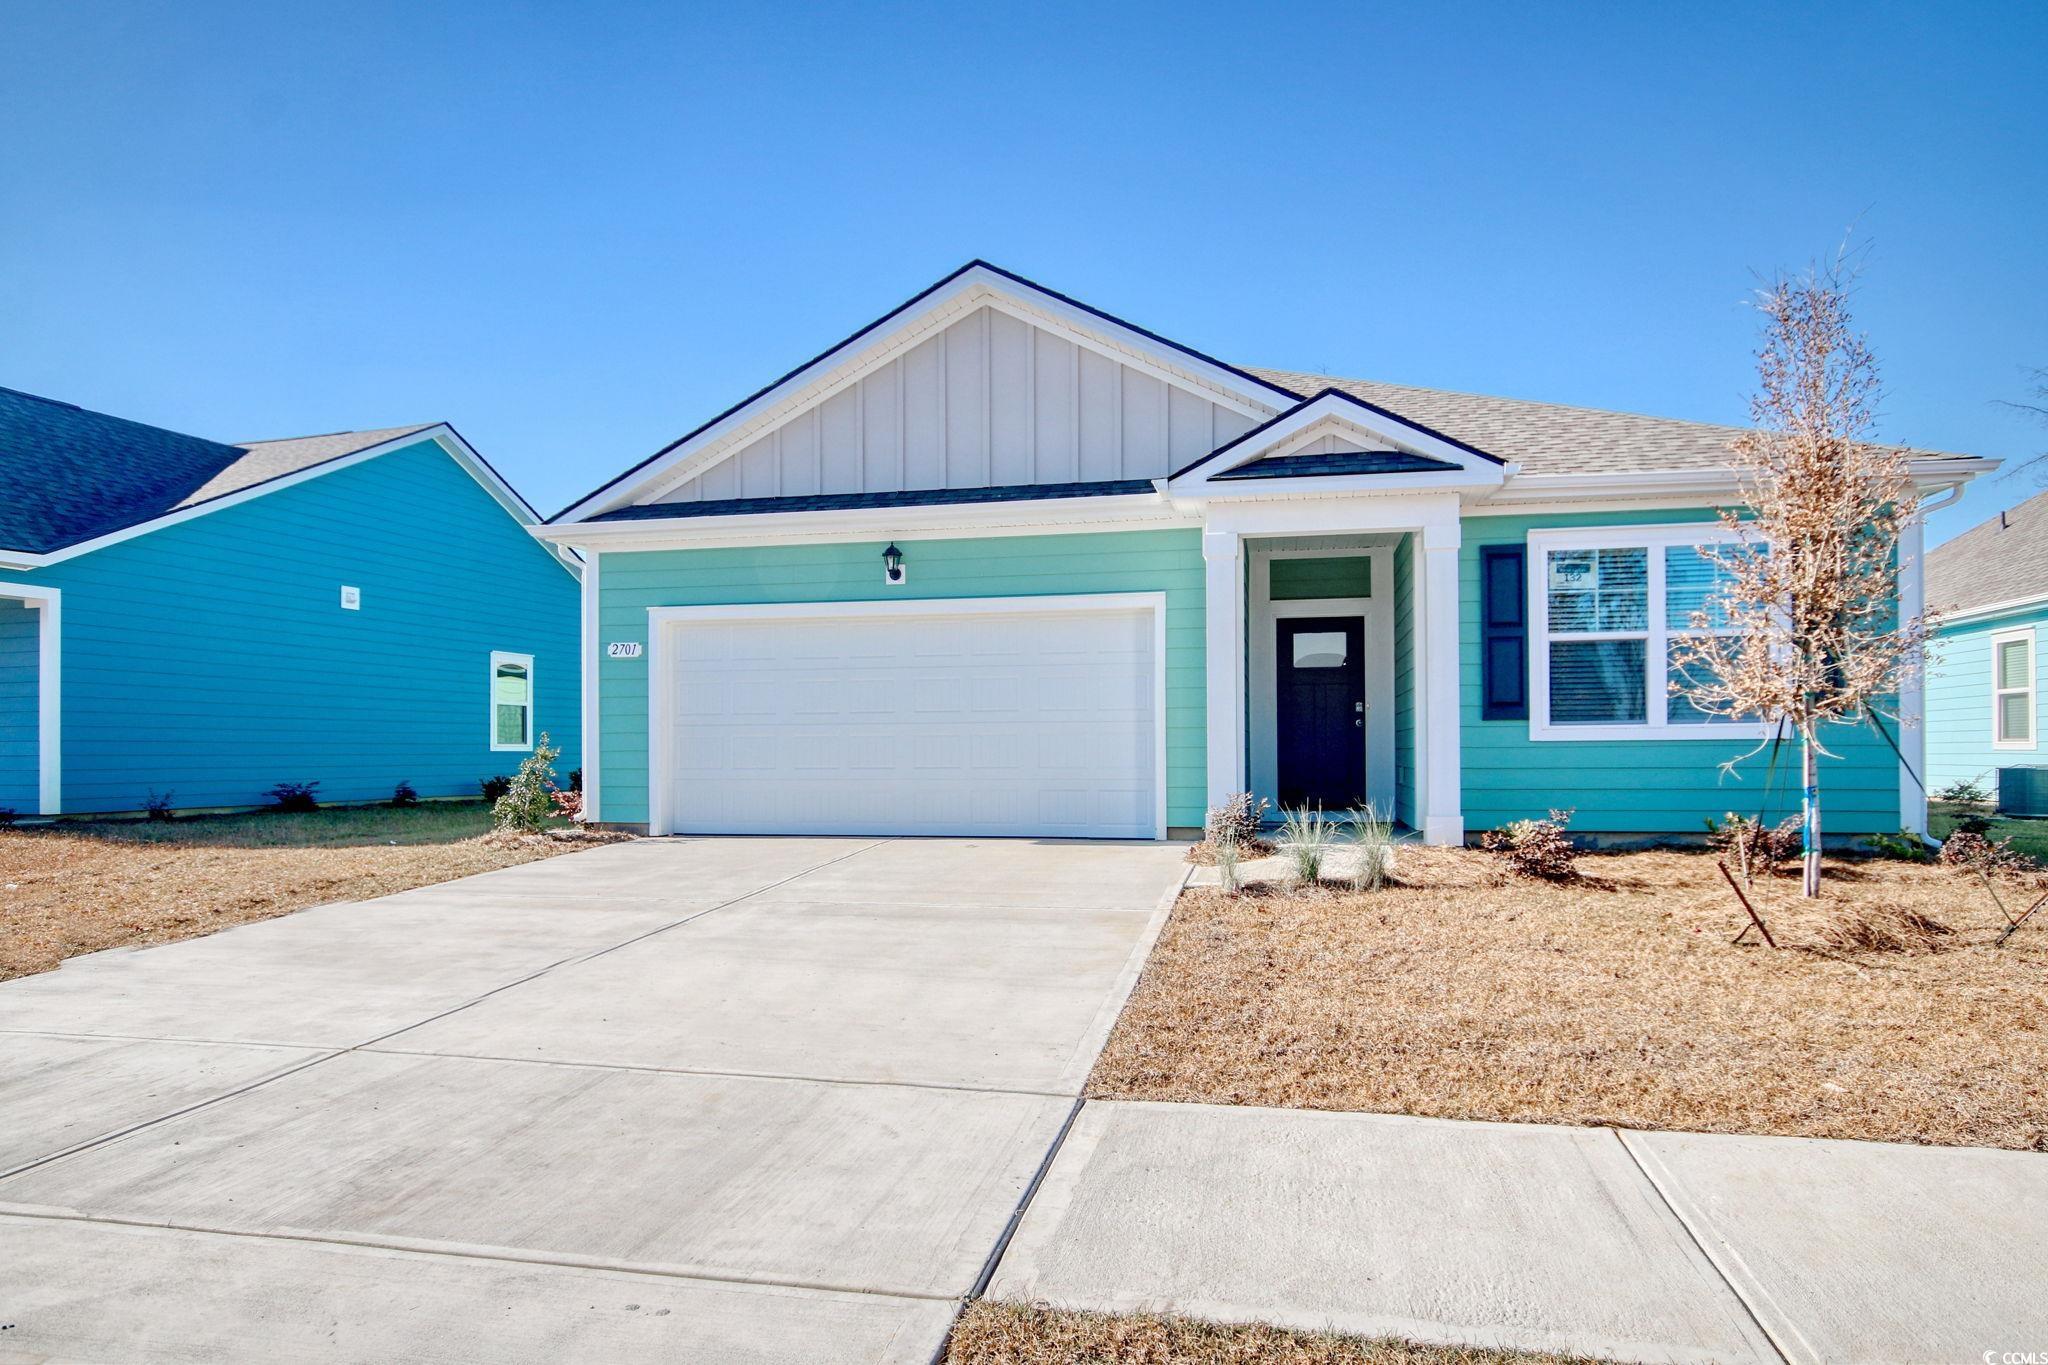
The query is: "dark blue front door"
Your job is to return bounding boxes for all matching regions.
[1276,617,1366,810]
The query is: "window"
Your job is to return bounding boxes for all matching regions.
[490,652,534,752]
[1291,631,1349,668]
[1992,629,2035,749]
[1527,526,1766,741]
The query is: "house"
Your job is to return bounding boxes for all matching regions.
[538,262,1991,843]
[1925,488,2048,807]
[0,388,580,817]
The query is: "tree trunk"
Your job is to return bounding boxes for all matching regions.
[1801,737,1822,898]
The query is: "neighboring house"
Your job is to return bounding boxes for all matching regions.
[0,388,580,817]
[539,261,1992,843]
[1925,488,2048,805]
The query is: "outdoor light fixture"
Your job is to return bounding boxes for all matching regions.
[882,543,906,584]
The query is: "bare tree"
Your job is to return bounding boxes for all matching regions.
[1995,367,2048,481]
[1672,263,1934,896]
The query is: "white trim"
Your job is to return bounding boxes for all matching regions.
[1168,394,1508,495]
[489,650,536,753]
[581,553,601,822]
[1938,592,2048,627]
[1481,459,1999,508]
[643,592,1171,839]
[1898,510,1927,834]
[1991,626,2036,751]
[1203,530,1246,809]
[1417,538,1464,843]
[0,427,582,579]
[1526,523,1770,743]
[0,580,60,815]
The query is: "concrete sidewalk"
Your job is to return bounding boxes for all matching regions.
[987,1100,2048,1365]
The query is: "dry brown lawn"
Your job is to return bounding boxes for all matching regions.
[945,1303,1577,1365]
[1090,847,2048,1151]
[0,803,622,980]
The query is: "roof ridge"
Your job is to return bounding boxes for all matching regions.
[1246,366,1752,432]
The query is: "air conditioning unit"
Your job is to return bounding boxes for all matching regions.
[1997,766,2048,817]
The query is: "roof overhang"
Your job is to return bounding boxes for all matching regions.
[1166,389,1510,500]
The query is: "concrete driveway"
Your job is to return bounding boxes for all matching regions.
[0,836,1189,1364]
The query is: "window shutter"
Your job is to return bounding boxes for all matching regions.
[1480,546,1528,720]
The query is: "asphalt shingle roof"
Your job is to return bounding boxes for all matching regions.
[1925,487,2048,616]
[1246,367,1977,477]
[1212,449,1461,481]
[0,385,431,554]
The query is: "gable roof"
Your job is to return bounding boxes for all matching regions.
[1926,487,2048,617]
[1246,368,1982,478]
[0,386,550,563]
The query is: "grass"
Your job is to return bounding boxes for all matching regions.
[1090,846,2048,1151]
[944,1303,1578,1365]
[1929,799,2048,863]
[0,801,615,980]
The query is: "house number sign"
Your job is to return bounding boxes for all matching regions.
[606,642,643,659]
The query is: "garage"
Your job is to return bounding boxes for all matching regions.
[650,594,1165,839]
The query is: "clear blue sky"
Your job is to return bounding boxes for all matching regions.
[3,1,2042,543]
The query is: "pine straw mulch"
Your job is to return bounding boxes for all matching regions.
[945,1303,1578,1365]
[0,803,629,980]
[1089,846,2048,1151]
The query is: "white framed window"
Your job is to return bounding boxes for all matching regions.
[490,651,534,752]
[1527,525,1770,742]
[1991,628,2035,750]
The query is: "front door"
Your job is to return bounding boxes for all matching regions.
[1276,617,1366,810]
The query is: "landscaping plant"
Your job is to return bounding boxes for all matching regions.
[491,734,560,833]
[1864,829,1933,863]
[390,780,420,808]
[266,781,320,813]
[143,789,175,822]
[1938,829,2033,878]
[479,774,513,803]
[1482,809,1578,881]
[1205,791,1271,849]
[1278,807,1337,884]
[1668,259,1937,897]
[1347,803,1393,891]
[1936,775,1991,806]
[1704,811,1801,883]
[1212,830,1243,894]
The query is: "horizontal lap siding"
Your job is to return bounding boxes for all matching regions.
[1926,605,2048,794]
[594,529,1206,828]
[12,441,580,813]
[0,600,37,811]
[1461,510,1900,835]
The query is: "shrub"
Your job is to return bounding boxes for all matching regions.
[1279,807,1338,884]
[1865,829,1933,862]
[390,780,420,808]
[1483,809,1579,881]
[0,808,15,828]
[549,786,583,821]
[266,781,320,813]
[1936,775,1992,805]
[1347,803,1394,891]
[1705,812,1803,877]
[492,734,561,833]
[479,775,513,803]
[1951,811,1995,837]
[1205,792,1271,848]
[144,789,176,821]
[1939,829,2033,877]
[567,768,583,792]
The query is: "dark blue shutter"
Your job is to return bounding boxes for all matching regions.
[1480,546,1528,721]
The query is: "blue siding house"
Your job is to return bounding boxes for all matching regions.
[0,387,580,817]
[1926,489,2048,805]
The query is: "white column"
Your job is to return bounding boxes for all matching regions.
[1418,524,1464,845]
[1898,509,1927,835]
[1203,528,1245,810]
[579,549,601,824]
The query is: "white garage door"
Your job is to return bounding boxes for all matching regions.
[658,598,1161,839]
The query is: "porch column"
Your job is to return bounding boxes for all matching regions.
[1203,528,1245,811]
[1416,524,1464,844]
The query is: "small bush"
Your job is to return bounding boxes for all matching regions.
[492,734,561,833]
[1952,811,1995,838]
[1347,803,1394,891]
[1936,775,1992,805]
[1939,829,2033,877]
[390,780,420,808]
[0,808,16,828]
[567,768,583,792]
[266,781,320,813]
[1279,807,1338,884]
[1706,812,1802,878]
[1865,829,1933,862]
[1483,809,1579,881]
[549,786,583,821]
[1205,791,1271,848]
[479,775,513,803]
[144,789,176,821]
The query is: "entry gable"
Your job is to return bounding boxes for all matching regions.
[552,262,1300,522]
[1167,389,1510,498]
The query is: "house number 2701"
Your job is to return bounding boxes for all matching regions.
[606,642,643,659]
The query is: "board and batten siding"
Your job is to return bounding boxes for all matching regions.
[0,598,37,812]
[1926,603,2048,796]
[7,439,580,814]
[648,306,1259,503]
[593,528,1207,828]
[1458,509,1901,834]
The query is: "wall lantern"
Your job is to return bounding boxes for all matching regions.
[882,543,907,585]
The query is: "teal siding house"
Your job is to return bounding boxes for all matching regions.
[539,262,1991,843]
[1925,489,2048,807]
[0,388,580,817]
